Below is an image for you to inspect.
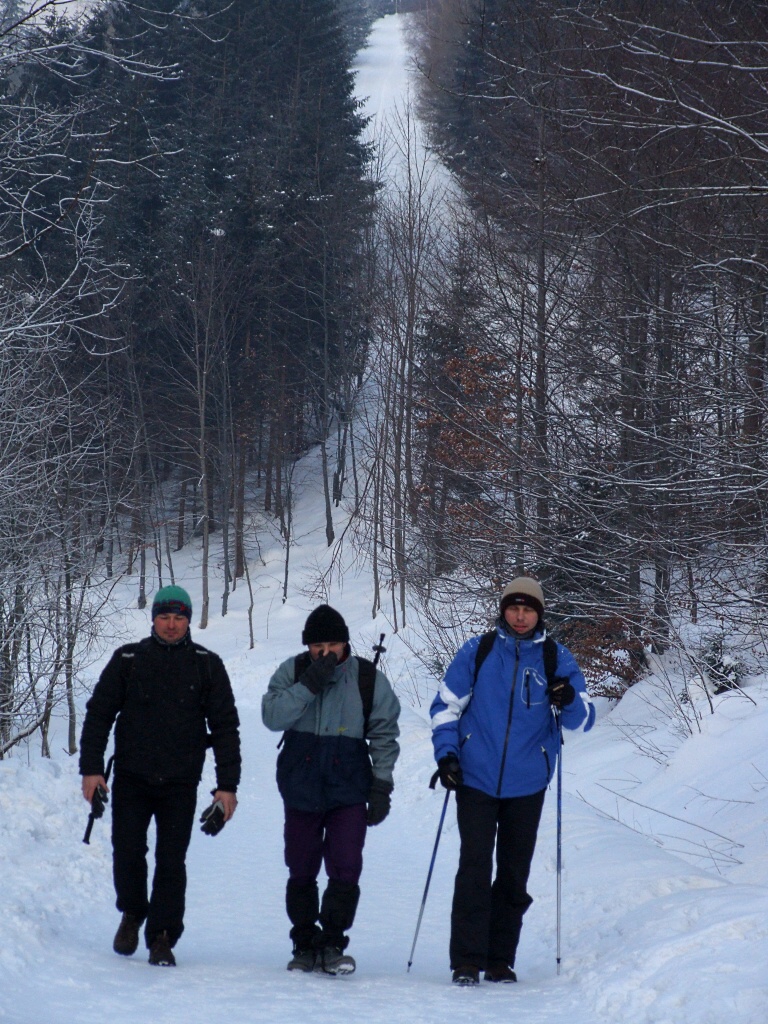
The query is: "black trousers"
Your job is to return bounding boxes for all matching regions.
[450,785,546,970]
[111,773,198,948]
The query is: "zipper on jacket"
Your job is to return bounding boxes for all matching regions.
[496,641,520,796]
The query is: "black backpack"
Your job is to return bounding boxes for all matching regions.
[472,630,560,694]
[292,652,377,736]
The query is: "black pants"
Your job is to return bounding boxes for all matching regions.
[450,785,546,971]
[111,773,198,948]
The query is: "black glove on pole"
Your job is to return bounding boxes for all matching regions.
[367,778,393,826]
[436,754,463,791]
[82,785,108,845]
[298,651,339,694]
[82,755,114,845]
[547,678,576,710]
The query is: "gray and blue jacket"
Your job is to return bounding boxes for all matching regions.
[430,627,593,799]
[262,654,400,813]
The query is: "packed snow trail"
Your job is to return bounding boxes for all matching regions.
[0,659,606,1024]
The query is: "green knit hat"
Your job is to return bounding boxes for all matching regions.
[152,585,192,620]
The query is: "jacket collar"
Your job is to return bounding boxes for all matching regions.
[150,629,192,650]
[495,619,546,646]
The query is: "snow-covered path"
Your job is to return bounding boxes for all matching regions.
[1,16,767,1024]
[1,666,631,1024]
[9,650,766,1024]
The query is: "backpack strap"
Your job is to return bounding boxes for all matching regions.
[191,644,214,698]
[355,656,376,737]
[292,652,376,737]
[472,630,560,690]
[118,643,141,701]
[472,630,497,689]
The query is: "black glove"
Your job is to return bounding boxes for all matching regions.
[437,754,463,791]
[200,800,226,836]
[548,677,576,710]
[90,785,108,819]
[298,652,339,694]
[367,778,393,826]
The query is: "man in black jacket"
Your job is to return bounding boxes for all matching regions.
[79,586,241,967]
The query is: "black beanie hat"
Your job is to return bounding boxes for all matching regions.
[301,604,350,645]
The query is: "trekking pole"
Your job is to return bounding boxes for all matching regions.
[83,755,114,845]
[556,712,563,975]
[407,782,450,972]
[372,633,386,667]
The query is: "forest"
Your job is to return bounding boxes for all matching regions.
[1,0,767,754]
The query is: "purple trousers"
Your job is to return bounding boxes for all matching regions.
[284,803,368,948]
[284,803,367,885]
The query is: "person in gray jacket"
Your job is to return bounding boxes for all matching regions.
[262,604,400,976]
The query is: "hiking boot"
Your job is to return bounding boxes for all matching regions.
[317,946,356,975]
[113,913,141,957]
[148,931,176,967]
[287,948,316,972]
[484,963,517,983]
[452,965,480,986]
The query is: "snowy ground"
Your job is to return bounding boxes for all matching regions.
[1,15,767,1024]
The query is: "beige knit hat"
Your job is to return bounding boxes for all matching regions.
[499,577,545,622]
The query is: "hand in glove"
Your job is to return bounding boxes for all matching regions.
[437,754,463,791]
[298,652,339,694]
[547,677,576,710]
[90,784,108,819]
[367,778,393,826]
[200,800,226,836]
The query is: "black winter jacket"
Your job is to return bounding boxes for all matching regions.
[79,633,241,790]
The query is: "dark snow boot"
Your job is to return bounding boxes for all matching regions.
[319,880,359,939]
[316,944,356,976]
[148,931,176,967]
[287,947,316,972]
[113,913,141,956]
[484,962,517,983]
[315,880,359,975]
[452,965,480,986]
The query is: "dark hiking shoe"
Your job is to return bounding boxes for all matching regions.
[317,946,356,975]
[148,931,176,967]
[484,964,517,983]
[113,913,141,957]
[287,948,316,972]
[452,965,480,986]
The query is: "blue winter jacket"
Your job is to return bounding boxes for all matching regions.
[431,626,594,798]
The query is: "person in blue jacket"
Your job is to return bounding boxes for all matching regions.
[430,577,594,986]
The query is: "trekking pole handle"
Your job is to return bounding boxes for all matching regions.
[82,755,115,845]
[372,633,386,667]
